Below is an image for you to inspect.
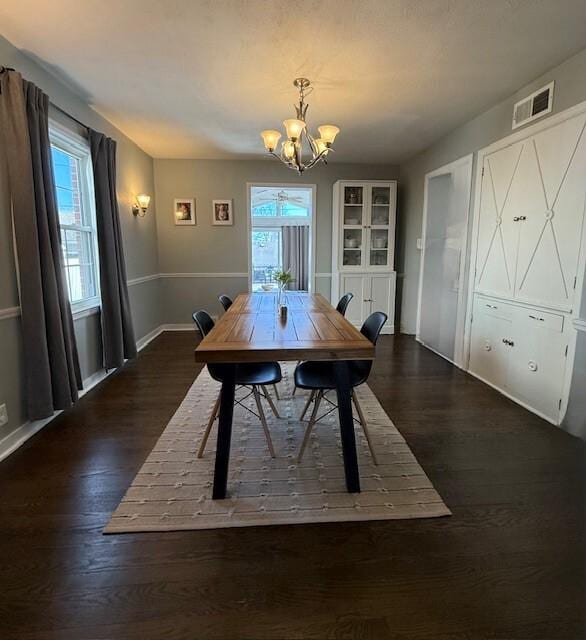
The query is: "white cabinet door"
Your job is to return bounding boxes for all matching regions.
[469,306,513,388]
[340,274,368,326]
[475,144,523,299]
[369,273,393,321]
[508,309,567,422]
[514,113,586,311]
[476,112,586,311]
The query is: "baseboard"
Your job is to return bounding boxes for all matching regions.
[161,323,197,331]
[381,325,395,335]
[0,366,116,463]
[136,325,165,350]
[0,325,169,464]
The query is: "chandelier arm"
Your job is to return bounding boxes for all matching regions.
[305,130,319,158]
[304,147,333,171]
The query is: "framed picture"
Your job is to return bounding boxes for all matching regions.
[212,199,233,226]
[174,198,196,226]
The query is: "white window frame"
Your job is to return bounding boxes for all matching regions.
[49,121,100,316]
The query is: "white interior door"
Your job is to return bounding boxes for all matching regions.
[417,155,473,365]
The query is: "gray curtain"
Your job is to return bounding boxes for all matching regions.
[282,225,309,291]
[88,130,137,369]
[0,69,82,420]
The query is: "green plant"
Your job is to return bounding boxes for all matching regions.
[273,269,294,288]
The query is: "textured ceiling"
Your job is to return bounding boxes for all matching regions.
[1,0,586,162]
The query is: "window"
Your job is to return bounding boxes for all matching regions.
[250,187,311,222]
[49,123,100,313]
[251,229,282,291]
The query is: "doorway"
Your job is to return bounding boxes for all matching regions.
[247,183,316,292]
[416,154,473,367]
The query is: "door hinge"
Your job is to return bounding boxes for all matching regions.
[559,398,562,410]
[565,344,568,357]
[573,276,577,290]
[481,166,485,177]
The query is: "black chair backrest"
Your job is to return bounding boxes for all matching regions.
[192,310,215,337]
[360,311,388,346]
[218,295,233,312]
[350,311,388,385]
[336,292,353,316]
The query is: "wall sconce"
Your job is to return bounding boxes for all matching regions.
[132,194,151,217]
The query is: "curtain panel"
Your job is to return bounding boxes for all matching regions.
[282,225,310,291]
[88,130,137,369]
[0,69,82,420]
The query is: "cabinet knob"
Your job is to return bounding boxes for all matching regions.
[513,217,519,222]
[528,360,538,372]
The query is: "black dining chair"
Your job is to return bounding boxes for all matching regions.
[192,310,282,458]
[294,311,387,464]
[336,292,354,316]
[291,292,354,398]
[218,294,233,312]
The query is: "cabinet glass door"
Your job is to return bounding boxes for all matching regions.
[342,185,365,267]
[368,185,391,267]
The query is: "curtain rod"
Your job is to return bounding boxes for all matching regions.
[50,101,91,133]
[0,65,91,131]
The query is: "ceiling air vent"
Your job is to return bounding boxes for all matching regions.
[512,81,554,130]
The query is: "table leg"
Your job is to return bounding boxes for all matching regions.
[333,361,360,493]
[212,365,236,499]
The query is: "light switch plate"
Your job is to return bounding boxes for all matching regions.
[0,404,7,427]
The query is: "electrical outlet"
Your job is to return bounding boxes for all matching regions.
[0,404,7,427]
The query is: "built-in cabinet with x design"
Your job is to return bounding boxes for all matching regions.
[470,108,586,423]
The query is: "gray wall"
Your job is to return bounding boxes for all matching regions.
[154,159,398,323]
[398,46,586,438]
[0,35,161,442]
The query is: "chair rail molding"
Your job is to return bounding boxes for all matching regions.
[0,306,21,321]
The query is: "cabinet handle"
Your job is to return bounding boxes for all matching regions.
[519,216,527,221]
[529,314,545,322]
[513,217,519,222]
[502,338,514,347]
[485,304,498,309]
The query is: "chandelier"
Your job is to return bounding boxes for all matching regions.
[260,78,340,175]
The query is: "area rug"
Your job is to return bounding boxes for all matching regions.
[105,364,450,533]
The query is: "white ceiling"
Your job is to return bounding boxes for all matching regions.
[2,1,586,163]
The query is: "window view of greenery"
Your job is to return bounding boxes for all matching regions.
[252,201,309,217]
[52,145,97,306]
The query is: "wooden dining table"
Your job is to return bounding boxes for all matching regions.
[194,292,375,499]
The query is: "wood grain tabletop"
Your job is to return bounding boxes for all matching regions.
[194,292,375,363]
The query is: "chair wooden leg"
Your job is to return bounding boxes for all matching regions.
[272,383,280,400]
[262,385,281,419]
[298,391,323,462]
[352,389,378,465]
[197,393,221,458]
[299,389,316,421]
[253,386,276,458]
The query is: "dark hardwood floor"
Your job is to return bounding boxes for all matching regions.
[1,332,584,640]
